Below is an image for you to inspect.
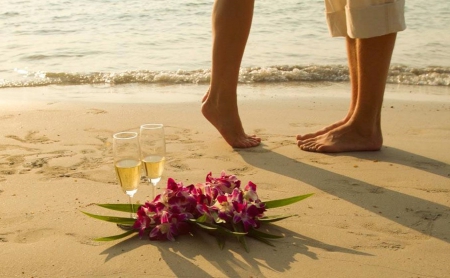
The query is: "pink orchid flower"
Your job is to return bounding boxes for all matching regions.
[206,171,241,194]
[149,211,190,241]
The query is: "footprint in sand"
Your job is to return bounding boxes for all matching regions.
[5,131,59,144]
[165,134,180,141]
[289,122,318,128]
[84,127,114,134]
[0,147,38,175]
[63,232,99,246]
[23,157,49,169]
[4,155,26,166]
[309,157,333,165]
[411,210,443,236]
[353,241,405,251]
[0,144,38,152]
[226,166,254,176]
[168,159,191,172]
[0,169,16,175]
[0,230,15,243]
[86,108,107,114]
[237,147,271,154]
[253,128,266,135]
[14,228,57,243]
[168,126,203,144]
[0,114,14,120]
[22,150,75,170]
[187,152,205,159]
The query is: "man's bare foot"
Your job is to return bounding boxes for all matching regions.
[201,93,261,148]
[297,123,382,153]
[296,116,351,141]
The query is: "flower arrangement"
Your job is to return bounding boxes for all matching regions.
[83,171,313,251]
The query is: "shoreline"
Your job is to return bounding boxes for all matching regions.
[0,82,449,105]
[0,83,449,277]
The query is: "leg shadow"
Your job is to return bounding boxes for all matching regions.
[236,145,450,243]
[100,223,370,276]
[345,146,449,179]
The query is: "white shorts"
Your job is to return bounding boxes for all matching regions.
[325,0,406,38]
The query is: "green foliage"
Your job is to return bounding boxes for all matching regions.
[82,192,313,251]
[263,193,314,209]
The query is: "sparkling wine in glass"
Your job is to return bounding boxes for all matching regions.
[113,131,141,218]
[139,124,165,199]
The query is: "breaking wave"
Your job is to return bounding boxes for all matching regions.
[1,64,449,88]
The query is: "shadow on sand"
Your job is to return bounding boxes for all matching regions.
[235,144,450,243]
[99,145,449,276]
[101,223,370,277]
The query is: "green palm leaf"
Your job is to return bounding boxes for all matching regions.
[263,193,314,209]
[94,230,137,241]
[215,234,226,250]
[217,225,247,236]
[193,222,218,231]
[81,211,136,225]
[96,203,139,213]
[259,214,296,223]
[194,214,208,223]
[232,223,249,252]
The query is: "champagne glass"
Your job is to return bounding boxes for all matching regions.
[113,132,141,219]
[139,124,166,199]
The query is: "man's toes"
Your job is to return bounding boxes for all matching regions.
[300,141,319,152]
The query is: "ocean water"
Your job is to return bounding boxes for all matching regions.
[1,0,449,89]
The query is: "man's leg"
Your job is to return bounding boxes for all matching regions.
[298,33,397,152]
[201,0,261,148]
[296,36,359,141]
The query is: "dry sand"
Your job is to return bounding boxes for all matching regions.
[0,83,449,277]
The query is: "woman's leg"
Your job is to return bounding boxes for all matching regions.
[201,0,261,148]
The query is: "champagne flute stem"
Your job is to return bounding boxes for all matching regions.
[152,183,157,200]
[129,195,134,219]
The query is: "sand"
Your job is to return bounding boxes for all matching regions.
[0,83,449,277]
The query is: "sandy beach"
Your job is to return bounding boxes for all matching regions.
[0,83,449,277]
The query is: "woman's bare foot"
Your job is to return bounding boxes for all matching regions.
[202,92,261,148]
[297,122,382,153]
